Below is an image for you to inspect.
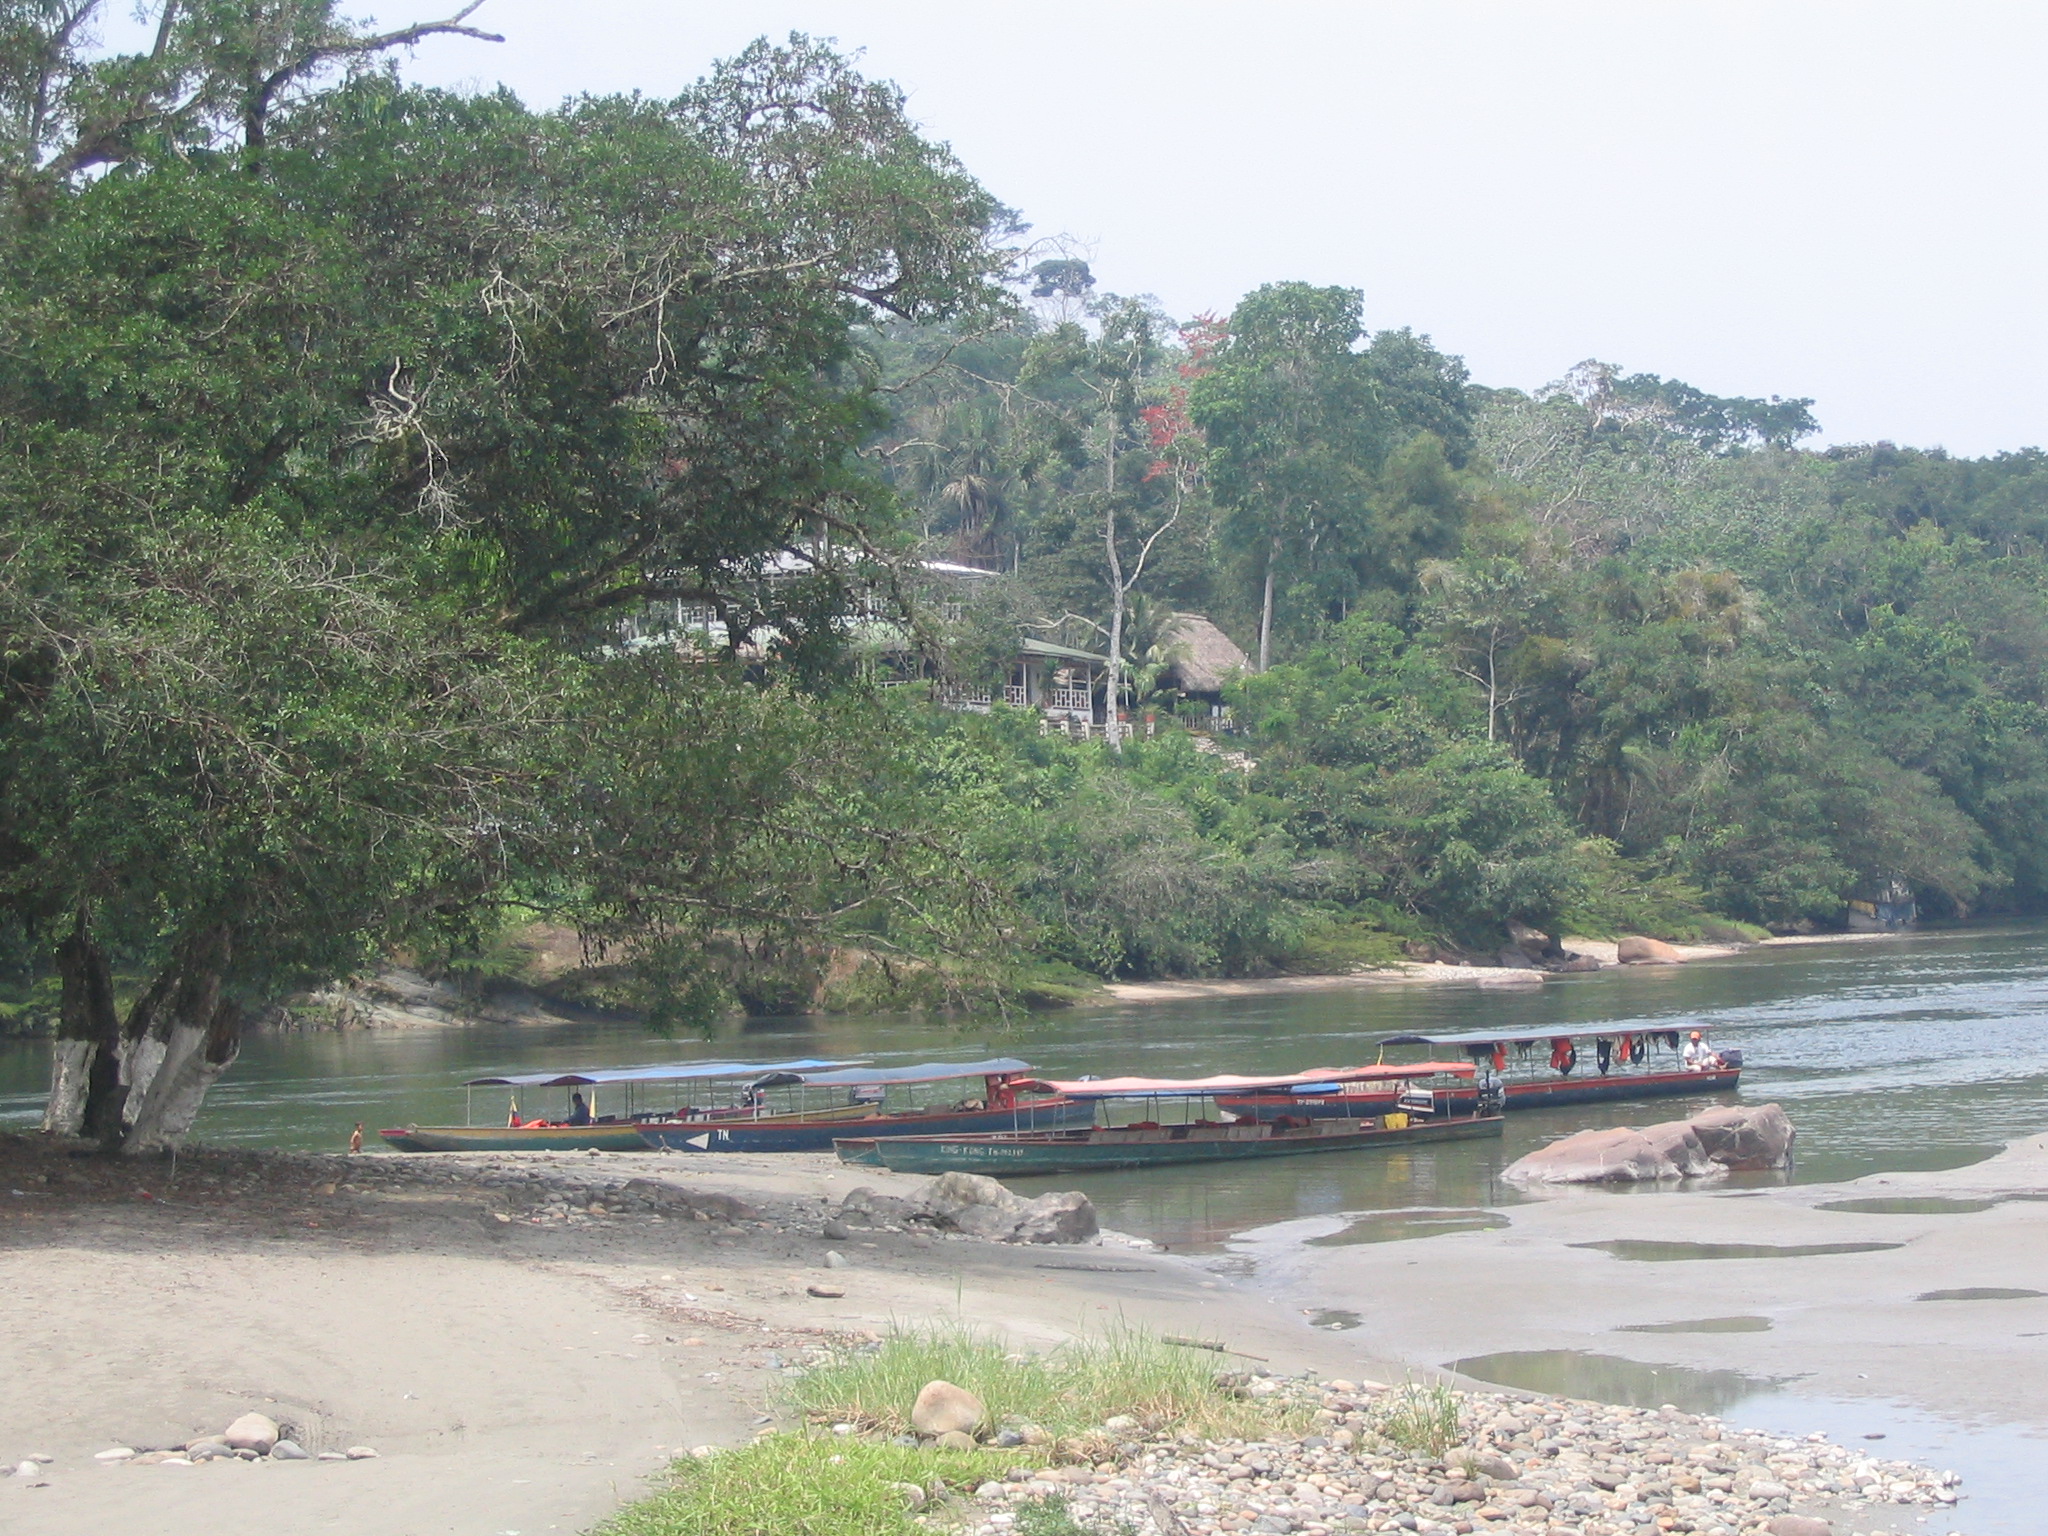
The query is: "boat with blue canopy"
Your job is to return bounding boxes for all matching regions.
[377,1057,870,1152]
[635,1058,1093,1153]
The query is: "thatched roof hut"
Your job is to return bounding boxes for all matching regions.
[1160,613,1249,696]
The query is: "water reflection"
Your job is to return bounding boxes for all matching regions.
[1615,1315,1774,1334]
[1817,1196,1999,1215]
[1305,1208,1509,1246]
[1575,1239,1905,1261]
[1447,1349,1791,1413]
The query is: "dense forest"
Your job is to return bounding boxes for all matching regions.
[2,7,2045,1145]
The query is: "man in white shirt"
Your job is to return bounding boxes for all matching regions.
[1681,1030,1716,1070]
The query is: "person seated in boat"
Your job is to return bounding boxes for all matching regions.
[987,1078,1019,1111]
[567,1092,593,1126]
[1681,1030,1719,1071]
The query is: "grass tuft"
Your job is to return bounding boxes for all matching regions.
[782,1321,1305,1448]
[593,1436,1011,1536]
[1368,1379,1462,1458]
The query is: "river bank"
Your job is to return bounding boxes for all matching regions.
[2,1124,2013,1536]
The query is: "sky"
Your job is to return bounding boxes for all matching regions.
[379,1,2047,456]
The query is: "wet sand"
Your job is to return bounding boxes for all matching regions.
[1237,1131,2048,1430]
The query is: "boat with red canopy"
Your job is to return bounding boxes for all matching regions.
[1216,1027,1741,1121]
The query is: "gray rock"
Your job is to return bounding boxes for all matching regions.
[1012,1190,1099,1244]
[1468,1450,1517,1480]
[224,1412,280,1454]
[993,1429,1025,1448]
[269,1441,311,1461]
[821,1218,852,1241]
[823,1249,850,1269]
[910,1379,985,1436]
[1690,1103,1797,1171]
[187,1442,233,1461]
[934,1429,977,1452]
[1764,1518,1833,1536]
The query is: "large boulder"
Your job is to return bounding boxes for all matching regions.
[1504,1105,1797,1184]
[918,1172,1098,1244]
[1010,1189,1099,1245]
[1689,1103,1796,1170]
[1616,935,1684,964]
[1501,1126,1706,1185]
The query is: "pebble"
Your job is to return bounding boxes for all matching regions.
[823,1250,851,1269]
[10,1460,40,1478]
[950,1380,1964,1536]
[270,1441,311,1461]
[345,1446,379,1459]
[317,1452,349,1461]
[93,1448,135,1462]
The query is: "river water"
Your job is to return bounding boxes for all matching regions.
[5,924,2047,1248]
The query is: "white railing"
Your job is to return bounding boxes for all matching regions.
[1047,686,1091,712]
[1003,684,1029,706]
[932,684,993,712]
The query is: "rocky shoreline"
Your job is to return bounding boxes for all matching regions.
[960,1376,1964,1536]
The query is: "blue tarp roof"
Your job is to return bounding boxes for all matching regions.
[780,1058,1035,1088]
[463,1057,869,1088]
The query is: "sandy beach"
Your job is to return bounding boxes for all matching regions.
[1098,931,1905,1005]
[0,1137,1388,1536]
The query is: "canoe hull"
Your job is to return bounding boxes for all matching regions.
[1216,1067,1741,1121]
[834,1112,1505,1177]
[638,1097,1097,1153]
[378,1123,651,1153]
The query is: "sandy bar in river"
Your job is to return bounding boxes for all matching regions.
[0,1139,1391,1536]
[1098,929,1905,1003]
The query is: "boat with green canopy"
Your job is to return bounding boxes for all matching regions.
[833,1065,1502,1176]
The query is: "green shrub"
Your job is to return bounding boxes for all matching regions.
[595,1436,1009,1536]
[782,1322,1304,1446]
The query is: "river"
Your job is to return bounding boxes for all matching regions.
[5,924,2045,1247]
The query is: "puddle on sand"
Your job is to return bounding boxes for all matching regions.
[1916,1287,2046,1301]
[1307,1309,1363,1331]
[1616,1315,1773,1334]
[1818,1196,1998,1215]
[1575,1239,1904,1262]
[1447,1349,1791,1415]
[1305,1208,1509,1247]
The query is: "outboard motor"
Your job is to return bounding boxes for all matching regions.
[1396,1087,1437,1118]
[1476,1078,1507,1115]
[1719,1047,1743,1070]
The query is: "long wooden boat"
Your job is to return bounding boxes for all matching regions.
[835,1111,1504,1176]
[377,1055,870,1153]
[1216,1028,1743,1120]
[380,1122,652,1153]
[637,1060,1092,1152]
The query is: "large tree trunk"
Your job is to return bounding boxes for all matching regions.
[43,918,121,1137]
[43,918,243,1154]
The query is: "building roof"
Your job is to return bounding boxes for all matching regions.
[1020,636,1109,665]
[1161,614,1249,693]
